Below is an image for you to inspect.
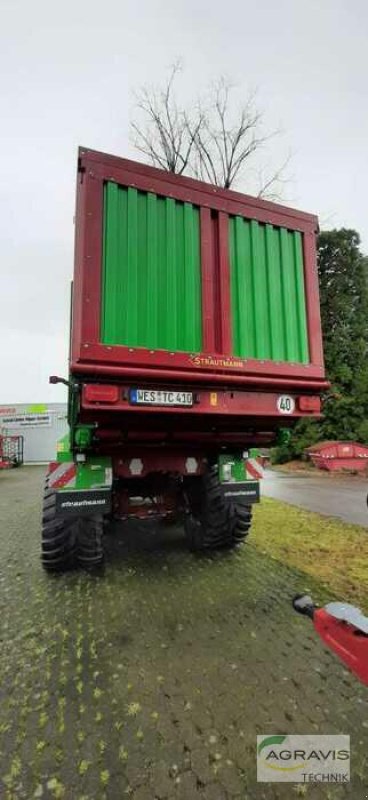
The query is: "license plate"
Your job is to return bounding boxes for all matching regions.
[130,389,193,407]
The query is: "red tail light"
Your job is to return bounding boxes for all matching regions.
[84,384,119,403]
[298,396,321,412]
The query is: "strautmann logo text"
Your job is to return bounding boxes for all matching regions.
[257,735,350,783]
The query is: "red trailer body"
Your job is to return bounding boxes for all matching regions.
[69,148,327,456]
[42,148,328,571]
[72,147,327,395]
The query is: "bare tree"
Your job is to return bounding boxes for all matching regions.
[190,80,262,189]
[130,62,202,175]
[256,153,292,200]
[131,68,290,198]
[191,80,289,197]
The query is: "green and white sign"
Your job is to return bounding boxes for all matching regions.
[257,734,350,783]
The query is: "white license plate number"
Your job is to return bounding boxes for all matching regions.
[130,389,193,407]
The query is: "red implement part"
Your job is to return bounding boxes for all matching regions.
[81,385,322,418]
[313,608,368,686]
[75,362,328,390]
[113,451,205,478]
[0,435,24,468]
[71,147,327,393]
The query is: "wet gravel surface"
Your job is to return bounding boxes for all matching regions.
[0,466,367,800]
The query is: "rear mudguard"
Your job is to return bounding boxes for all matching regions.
[46,457,112,517]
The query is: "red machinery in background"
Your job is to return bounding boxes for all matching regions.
[0,433,24,469]
[293,594,368,686]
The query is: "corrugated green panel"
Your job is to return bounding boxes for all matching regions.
[230,217,309,363]
[101,182,202,352]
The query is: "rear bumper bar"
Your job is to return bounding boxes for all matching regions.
[80,384,322,419]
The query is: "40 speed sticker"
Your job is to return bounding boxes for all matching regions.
[277,395,295,415]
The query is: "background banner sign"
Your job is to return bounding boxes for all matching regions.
[1,413,51,428]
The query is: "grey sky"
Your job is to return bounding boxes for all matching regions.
[1,0,367,402]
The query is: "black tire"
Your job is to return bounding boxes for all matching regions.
[42,486,104,571]
[184,466,252,551]
[77,516,104,568]
[41,488,78,571]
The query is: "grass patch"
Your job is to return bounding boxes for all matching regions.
[252,497,368,608]
[272,460,319,474]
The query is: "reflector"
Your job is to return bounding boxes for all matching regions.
[84,384,119,403]
[298,396,320,412]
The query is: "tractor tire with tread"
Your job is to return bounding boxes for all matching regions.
[184,465,252,551]
[41,487,78,571]
[77,516,104,569]
[41,485,104,571]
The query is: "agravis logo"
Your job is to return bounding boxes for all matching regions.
[257,735,350,783]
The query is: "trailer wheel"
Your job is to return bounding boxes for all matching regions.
[184,466,252,551]
[41,488,77,571]
[77,517,104,569]
[232,504,252,545]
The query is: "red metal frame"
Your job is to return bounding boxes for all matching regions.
[71,147,327,390]
[98,431,275,447]
[113,450,205,478]
[81,384,321,418]
[76,362,327,390]
[78,385,321,451]
[218,212,232,355]
[0,435,24,468]
[302,230,324,367]
[314,608,368,687]
[200,207,216,354]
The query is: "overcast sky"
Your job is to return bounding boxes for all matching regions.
[1,0,367,403]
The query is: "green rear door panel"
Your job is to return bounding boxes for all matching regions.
[229,217,309,363]
[101,182,202,353]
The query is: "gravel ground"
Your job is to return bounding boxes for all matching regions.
[0,466,367,800]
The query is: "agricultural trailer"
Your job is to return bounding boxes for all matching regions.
[43,147,328,570]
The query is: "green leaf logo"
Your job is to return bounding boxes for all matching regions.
[258,735,287,755]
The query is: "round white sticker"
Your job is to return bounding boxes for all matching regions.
[277,395,295,415]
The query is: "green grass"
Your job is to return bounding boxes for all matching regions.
[252,498,368,608]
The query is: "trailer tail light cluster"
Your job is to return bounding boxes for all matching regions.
[84,384,119,403]
[298,396,321,412]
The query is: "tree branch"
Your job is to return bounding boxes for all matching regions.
[130,68,290,197]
